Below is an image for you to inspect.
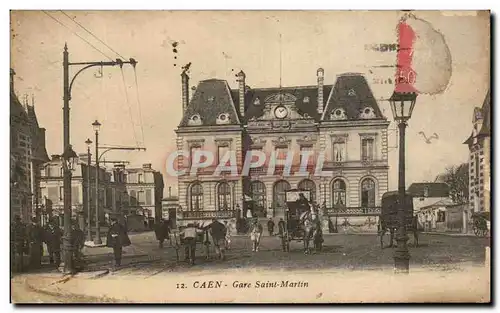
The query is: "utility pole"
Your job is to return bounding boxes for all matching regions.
[62,44,73,274]
[85,138,93,242]
[61,43,137,270]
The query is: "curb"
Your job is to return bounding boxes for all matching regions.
[24,273,119,303]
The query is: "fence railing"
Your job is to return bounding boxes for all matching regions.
[181,210,237,220]
[325,206,381,216]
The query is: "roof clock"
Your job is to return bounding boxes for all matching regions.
[274,106,288,119]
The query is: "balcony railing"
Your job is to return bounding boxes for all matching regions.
[181,209,237,220]
[325,206,381,216]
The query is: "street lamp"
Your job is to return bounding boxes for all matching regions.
[92,120,103,245]
[389,91,417,274]
[60,144,78,274]
[85,138,93,242]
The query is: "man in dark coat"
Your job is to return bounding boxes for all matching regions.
[43,218,62,267]
[106,218,131,268]
[154,219,170,248]
[26,217,44,270]
[267,218,275,236]
[71,220,85,270]
[11,215,27,273]
[278,218,285,236]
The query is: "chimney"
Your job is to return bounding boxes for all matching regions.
[237,70,246,117]
[142,163,152,169]
[181,71,189,112]
[317,68,324,115]
[10,68,15,92]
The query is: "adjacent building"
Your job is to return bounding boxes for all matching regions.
[10,68,50,222]
[123,163,164,226]
[175,68,389,226]
[463,89,491,213]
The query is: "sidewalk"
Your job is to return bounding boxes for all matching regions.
[22,264,490,303]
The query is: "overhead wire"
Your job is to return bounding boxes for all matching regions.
[133,69,146,146]
[120,68,139,146]
[42,11,114,61]
[59,11,126,60]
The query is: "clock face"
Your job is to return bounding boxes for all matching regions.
[274,106,288,119]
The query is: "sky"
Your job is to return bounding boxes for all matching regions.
[10,10,490,197]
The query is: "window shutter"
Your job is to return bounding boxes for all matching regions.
[146,189,152,205]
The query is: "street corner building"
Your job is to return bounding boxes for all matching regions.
[463,89,491,214]
[10,68,50,222]
[39,159,164,229]
[174,68,390,229]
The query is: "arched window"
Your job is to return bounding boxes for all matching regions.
[332,179,347,207]
[217,182,231,211]
[250,181,266,211]
[190,182,203,211]
[361,178,376,207]
[273,180,291,209]
[298,179,316,203]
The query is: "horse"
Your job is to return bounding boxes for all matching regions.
[300,205,322,255]
[378,216,419,249]
[201,219,227,260]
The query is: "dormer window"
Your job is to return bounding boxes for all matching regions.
[348,89,356,96]
[331,108,347,120]
[254,97,261,106]
[208,96,215,102]
[303,96,310,103]
[359,107,376,119]
[188,114,203,126]
[216,113,230,125]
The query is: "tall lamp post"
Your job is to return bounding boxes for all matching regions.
[60,145,78,274]
[92,120,146,245]
[389,90,417,274]
[85,138,93,242]
[92,120,103,245]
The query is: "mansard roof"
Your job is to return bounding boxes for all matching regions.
[237,85,333,122]
[179,79,241,127]
[321,73,385,121]
[479,89,490,136]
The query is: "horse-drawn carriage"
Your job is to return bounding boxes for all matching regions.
[471,211,490,237]
[281,189,323,253]
[379,191,418,248]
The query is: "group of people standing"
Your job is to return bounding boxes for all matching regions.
[10,215,85,273]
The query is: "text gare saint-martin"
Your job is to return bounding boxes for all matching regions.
[165,149,339,177]
[177,280,309,289]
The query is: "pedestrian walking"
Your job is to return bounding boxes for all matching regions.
[250,219,263,252]
[71,220,85,271]
[278,218,285,236]
[26,217,43,270]
[154,219,170,248]
[180,223,203,265]
[11,215,27,273]
[106,218,131,268]
[43,218,62,268]
[223,221,231,250]
[267,218,275,236]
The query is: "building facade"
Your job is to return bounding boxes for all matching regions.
[123,163,164,225]
[464,89,491,213]
[10,69,50,222]
[175,68,389,226]
[39,154,114,225]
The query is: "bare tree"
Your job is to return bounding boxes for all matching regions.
[436,163,469,204]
